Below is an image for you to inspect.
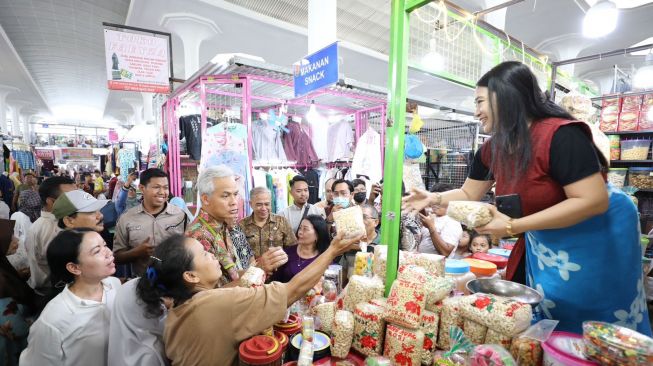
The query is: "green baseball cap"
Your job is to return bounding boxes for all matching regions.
[53,190,108,220]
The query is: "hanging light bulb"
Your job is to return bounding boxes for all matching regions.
[583,0,618,38]
[421,37,445,72]
[306,100,320,123]
[633,51,653,89]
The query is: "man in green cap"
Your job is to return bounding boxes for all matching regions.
[53,189,109,232]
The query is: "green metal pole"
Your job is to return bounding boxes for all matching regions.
[381,0,411,296]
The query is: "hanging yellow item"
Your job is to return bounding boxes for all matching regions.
[409,111,424,133]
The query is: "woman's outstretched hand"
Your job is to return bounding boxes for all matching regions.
[402,188,433,215]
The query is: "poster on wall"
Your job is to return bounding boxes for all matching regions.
[34,149,55,161]
[103,28,171,93]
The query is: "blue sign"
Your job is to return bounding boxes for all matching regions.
[293,42,339,97]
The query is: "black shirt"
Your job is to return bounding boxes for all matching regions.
[469,125,601,186]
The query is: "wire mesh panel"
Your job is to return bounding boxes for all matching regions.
[408,2,549,88]
[414,119,478,188]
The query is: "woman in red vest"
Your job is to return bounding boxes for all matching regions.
[403,61,650,335]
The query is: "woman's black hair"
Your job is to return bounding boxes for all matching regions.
[46,228,96,298]
[301,215,331,254]
[136,234,195,318]
[477,61,575,182]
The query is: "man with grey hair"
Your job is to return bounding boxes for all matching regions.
[114,168,187,277]
[186,165,244,287]
[240,186,293,275]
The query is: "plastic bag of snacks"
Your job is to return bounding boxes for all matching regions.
[323,279,338,302]
[352,303,385,356]
[446,201,493,228]
[425,299,444,315]
[618,95,642,132]
[333,205,366,239]
[373,245,387,281]
[312,302,337,334]
[239,266,266,287]
[470,344,516,366]
[343,275,385,312]
[599,97,621,132]
[398,264,451,308]
[385,278,427,329]
[459,294,532,336]
[583,320,653,366]
[332,310,355,358]
[383,323,424,366]
[463,319,488,344]
[437,296,471,350]
[434,326,475,366]
[510,336,543,366]
[485,328,513,349]
[413,252,445,277]
[354,252,374,277]
[369,298,387,308]
[420,310,439,365]
[640,93,653,131]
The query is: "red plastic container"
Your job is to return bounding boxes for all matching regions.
[239,335,283,366]
[472,252,508,269]
[274,314,302,338]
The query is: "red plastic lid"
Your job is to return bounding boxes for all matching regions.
[472,253,508,268]
[274,330,289,350]
[239,335,282,365]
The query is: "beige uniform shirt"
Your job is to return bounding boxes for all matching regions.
[280,203,326,233]
[113,203,187,276]
[26,211,61,295]
[164,283,287,366]
[239,214,296,257]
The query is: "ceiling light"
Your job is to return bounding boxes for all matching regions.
[583,0,618,38]
[633,52,653,89]
[421,38,445,72]
[306,100,320,123]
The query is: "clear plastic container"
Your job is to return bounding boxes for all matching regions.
[620,139,651,160]
[628,167,653,189]
[445,259,476,295]
[608,168,628,188]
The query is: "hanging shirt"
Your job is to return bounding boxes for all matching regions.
[200,123,252,217]
[19,277,121,366]
[108,278,168,366]
[327,121,355,162]
[179,115,202,161]
[118,149,136,177]
[309,118,329,161]
[252,120,287,162]
[282,122,319,167]
[350,128,382,187]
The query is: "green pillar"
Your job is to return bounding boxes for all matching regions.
[381,0,411,295]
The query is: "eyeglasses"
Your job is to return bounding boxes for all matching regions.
[363,215,378,220]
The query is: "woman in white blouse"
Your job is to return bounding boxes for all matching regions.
[20,228,120,366]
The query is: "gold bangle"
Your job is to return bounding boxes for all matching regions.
[506,218,515,237]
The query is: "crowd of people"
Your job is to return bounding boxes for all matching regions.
[1,61,649,364]
[0,162,500,365]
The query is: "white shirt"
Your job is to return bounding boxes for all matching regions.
[0,201,9,219]
[281,203,326,233]
[20,277,121,366]
[7,211,32,270]
[310,117,329,161]
[418,215,463,257]
[26,211,62,295]
[327,121,354,162]
[109,278,168,366]
[350,128,382,191]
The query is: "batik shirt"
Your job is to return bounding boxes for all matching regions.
[186,209,239,287]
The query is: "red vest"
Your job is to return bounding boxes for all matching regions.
[481,118,600,280]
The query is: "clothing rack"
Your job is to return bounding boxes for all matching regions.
[326,160,353,169]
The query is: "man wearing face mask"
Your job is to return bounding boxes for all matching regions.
[328,179,354,221]
[351,179,368,205]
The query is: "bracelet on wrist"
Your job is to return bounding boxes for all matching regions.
[434,192,442,206]
[506,218,516,236]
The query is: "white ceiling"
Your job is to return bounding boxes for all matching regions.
[0,0,651,129]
